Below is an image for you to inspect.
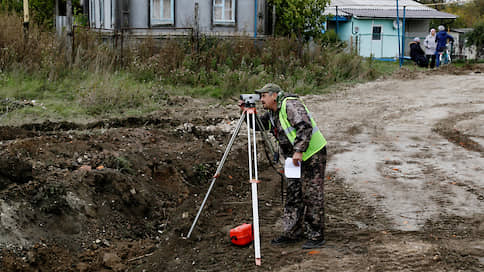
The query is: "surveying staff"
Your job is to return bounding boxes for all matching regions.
[251,83,327,249]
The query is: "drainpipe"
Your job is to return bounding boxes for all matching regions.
[396,0,401,67]
[335,6,339,35]
[401,6,406,66]
[254,0,257,38]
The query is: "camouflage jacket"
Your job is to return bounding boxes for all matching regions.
[259,97,314,158]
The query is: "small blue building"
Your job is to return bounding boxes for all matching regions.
[325,0,456,58]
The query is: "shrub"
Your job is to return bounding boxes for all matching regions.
[0,12,386,117]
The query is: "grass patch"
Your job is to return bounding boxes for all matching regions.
[0,12,401,125]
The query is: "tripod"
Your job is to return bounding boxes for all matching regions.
[186,103,276,266]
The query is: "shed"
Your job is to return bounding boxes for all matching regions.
[325,0,457,58]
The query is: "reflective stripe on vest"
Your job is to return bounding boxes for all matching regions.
[279,97,327,161]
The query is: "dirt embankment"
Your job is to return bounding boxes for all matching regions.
[1,65,484,271]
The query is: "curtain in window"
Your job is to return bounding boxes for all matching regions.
[153,0,161,20]
[153,0,172,20]
[224,0,232,21]
[213,0,234,22]
[163,0,171,19]
[214,0,223,20]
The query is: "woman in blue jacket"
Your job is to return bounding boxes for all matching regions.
[435,25,454,67]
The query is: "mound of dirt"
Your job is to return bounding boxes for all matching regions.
[1,70,484,271]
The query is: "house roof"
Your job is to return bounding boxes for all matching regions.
[324,0,457,19]
[450,28,473,33]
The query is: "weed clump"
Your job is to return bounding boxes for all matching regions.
[0,12,387,120]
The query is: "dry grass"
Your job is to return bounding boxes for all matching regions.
[0,12,392,121]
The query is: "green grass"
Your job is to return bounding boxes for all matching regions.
[0,57,402,126]
[0,11,401,126]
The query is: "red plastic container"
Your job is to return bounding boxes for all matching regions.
[230,223,254,246]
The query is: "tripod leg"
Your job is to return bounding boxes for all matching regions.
[186,111,246,238]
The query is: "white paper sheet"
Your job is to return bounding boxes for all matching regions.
[284,158,301,178]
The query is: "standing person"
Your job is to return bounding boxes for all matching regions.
[252,83,328,249]
[435,25,454,67]
[424,28,437,68]
[409,37,428,68]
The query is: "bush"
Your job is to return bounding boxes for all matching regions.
[0,12,386,118]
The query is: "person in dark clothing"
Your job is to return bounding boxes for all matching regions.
[409,37,428,68]
[435,25,454,67]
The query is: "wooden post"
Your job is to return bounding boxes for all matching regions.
[55,0,59,35]
[272,4,275,37]
[66,0,72,63]
[23,0,29,30]
[194,2,199,52]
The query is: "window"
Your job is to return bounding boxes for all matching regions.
[372,26,382,40]
[213,0,235,25]
[151,0,174,25]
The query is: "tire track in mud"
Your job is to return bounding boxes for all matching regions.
[432,110,484,155]
[0,115,228,141]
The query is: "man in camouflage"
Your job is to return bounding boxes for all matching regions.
[254,83,328,249]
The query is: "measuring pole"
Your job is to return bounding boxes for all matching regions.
[186,104,265,266]
[246,107,261,266]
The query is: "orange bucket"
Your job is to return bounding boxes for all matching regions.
[230,223,253,246]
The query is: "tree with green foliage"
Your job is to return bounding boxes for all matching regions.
[442,0,484,28]
[0,0,82,28]
[269,0,330,41]
[466,20,484,57]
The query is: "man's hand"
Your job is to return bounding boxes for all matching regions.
[238,100,245,109]
[292,152,303,166]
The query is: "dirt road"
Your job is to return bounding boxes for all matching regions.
[0,67,483,271]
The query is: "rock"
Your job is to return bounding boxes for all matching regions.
[76,262,90,272]
[79,165,92,171]
[103,252,126,271]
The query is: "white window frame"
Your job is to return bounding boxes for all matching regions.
[151,0,175,25]
[213,0,236,25]
[99,0,104,28]
[111,0,115,29]
[372,25,382,41]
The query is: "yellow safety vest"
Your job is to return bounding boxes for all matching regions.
[278,97,327,161]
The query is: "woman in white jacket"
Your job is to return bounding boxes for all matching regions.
[424,28,437,68]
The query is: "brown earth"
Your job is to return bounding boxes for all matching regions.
[0,65,483,271]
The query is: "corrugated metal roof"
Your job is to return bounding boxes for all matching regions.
[324,0,457,19]
[341,8,457,19]
[328,0,429,9]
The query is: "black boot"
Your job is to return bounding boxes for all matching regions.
[271,236,300,246]
[302,238,326,249]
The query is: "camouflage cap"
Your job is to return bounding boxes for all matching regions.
[255,83,282,94]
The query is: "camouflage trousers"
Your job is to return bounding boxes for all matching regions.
[282,147,327,240]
